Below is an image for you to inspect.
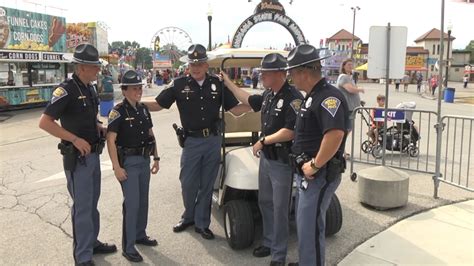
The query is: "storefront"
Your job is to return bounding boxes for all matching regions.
[0,6,67,110]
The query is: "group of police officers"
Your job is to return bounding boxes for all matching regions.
[39,42,348,266]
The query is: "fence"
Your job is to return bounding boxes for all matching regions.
[349,107,473,194]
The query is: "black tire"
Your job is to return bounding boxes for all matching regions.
[361,140,372,153]
[350,172,357,182]
[408,147,419,157]
[223,200,255,250]
[325,194,343,236]
[371,145,383,159]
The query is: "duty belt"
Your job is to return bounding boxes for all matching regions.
[185,127,218,138]
[90,143,102,153]
[119,146,150,156]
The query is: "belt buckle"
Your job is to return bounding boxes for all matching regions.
[202,128,210,137]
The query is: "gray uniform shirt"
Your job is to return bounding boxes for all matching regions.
[337,73,360,112]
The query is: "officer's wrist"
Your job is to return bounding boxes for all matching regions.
[310,158,320,173]
[71,137,78,143]
[259,136,266,145]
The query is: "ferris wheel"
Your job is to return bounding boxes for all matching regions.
[150,27,193,63]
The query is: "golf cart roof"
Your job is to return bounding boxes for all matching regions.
[207,48,289,68]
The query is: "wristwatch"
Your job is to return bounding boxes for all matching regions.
[310,158,320,174]
[259,136,266,145]
[153,156,160,161]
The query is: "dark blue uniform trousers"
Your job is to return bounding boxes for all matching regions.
[65,153,101,264]
[258,154,293,263]
[295,169,341,266]
[179,136,221,229]
[120,156,151,254]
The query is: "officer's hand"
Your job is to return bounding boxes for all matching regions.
[114,167,127,181]
[252,142,263,158]
[73,138,91,156]
[302,161,316,180]
[219,71,230,83]
[151,161,159,174]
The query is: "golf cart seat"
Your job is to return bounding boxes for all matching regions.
[224,111,261,146]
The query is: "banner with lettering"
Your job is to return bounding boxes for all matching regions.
[66,22,109,56]
[0,6,66,52]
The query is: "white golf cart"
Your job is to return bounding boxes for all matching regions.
[208,48,343,250]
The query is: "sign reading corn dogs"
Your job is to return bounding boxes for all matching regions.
[0,6,66,52]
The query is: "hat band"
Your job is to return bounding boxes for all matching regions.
[260,67,287,71]
[72,57,101,64]
[287,55,331,70]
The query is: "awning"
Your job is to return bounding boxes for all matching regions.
[405,66,428,71]
[355,63,367,71]
[206,48,289,68]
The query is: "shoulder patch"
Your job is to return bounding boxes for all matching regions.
[108,109,121,124]
[50,87,68,104]
[290,99,302,114]
[321,96,341,117]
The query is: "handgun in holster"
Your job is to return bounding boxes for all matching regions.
[96,135,106,154]
[58,142,78,171]
[172,123,186,148]
[145,136,156,156]
[288,152,312,176]
[325,151,346,182]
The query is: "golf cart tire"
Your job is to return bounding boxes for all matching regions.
[223,200,255,250]
[325,194,343,237]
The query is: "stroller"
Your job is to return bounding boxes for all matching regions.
[360,101,420,159]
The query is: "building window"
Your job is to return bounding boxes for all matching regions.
[430,65,434,71]
[454,68,459,72]
[433,44,435,55]
[437,44,440,55]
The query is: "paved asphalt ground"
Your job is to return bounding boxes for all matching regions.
[0,80,472,265]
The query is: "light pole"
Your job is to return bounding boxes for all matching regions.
[444,22,452,88]
[207,4,213,51]
[350,6,360,60]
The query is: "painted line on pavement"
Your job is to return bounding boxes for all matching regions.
[35,160,113,183]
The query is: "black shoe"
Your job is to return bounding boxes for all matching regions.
[194,227,215,240]
[253,246,271,257]
[122,251,143,262]
[75,260,94,266]
[136,236,158,246]
[173,220,195,232]
[93,241,117,254]
[270,261,285,266]
[287,262,299,266]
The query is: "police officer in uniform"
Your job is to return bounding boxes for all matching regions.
[39,43,117,266]
[286,44,348,266]
[106,70,159,262]
[144,44,250,239]
[221,53,303,266]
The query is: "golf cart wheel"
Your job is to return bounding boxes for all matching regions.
[361,140,372,153]
[325,194,343,236]
[371,145,383,159]
[408,147,419,157]
[223,200,255,250]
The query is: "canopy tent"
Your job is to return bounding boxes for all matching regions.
[355,63,368,71]
[354,62,427,72]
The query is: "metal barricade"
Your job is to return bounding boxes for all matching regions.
[437,115,474,192]
[349,106,438,177]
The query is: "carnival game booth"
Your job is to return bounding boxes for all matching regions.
[0,50,69,110]
[205,48,343,250]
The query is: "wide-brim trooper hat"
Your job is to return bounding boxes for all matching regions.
[179,44,215,63]
[71,43,101,65]
[260,53,287,71]
[286,44,331,70]
[120,70,143,87]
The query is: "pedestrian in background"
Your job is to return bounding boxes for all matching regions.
[337,58,364,159]
[464,74,469,88]
[222,53,303,265]
[143,44,250,240]
[106,70,159,263]
[402,73,410,92]
[38,43,117,266]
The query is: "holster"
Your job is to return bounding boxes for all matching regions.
[326,151,346,182]
[96,136,106,154]
[173,123,186,148]
[117,149,125,168]
[58,142,78,171]
[263,143,291,164]
[288,152,312,176]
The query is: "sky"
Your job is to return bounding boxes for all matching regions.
[1,0,473,51]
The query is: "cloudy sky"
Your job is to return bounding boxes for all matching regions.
[1,0,473,50]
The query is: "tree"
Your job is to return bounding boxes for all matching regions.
[466,40,474,64]
[135,47,153,69]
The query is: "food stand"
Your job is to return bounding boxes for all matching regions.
[0,6,68,110]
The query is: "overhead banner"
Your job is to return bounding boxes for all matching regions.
[0,6,66,52]
[66,22,108,56]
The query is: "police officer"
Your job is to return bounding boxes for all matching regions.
[286,44,348,266]
[106,70,159,262]
[221,53,303,266]
[38,43,117,266]
[144,44,250,240]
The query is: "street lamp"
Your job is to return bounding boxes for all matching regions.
[350,6,360,60]
[444,21,453,88]
[207,4,213,51]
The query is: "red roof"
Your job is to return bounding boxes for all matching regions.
[327,29,360,41]
[406,46,429,54]
[414,28,456,43]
